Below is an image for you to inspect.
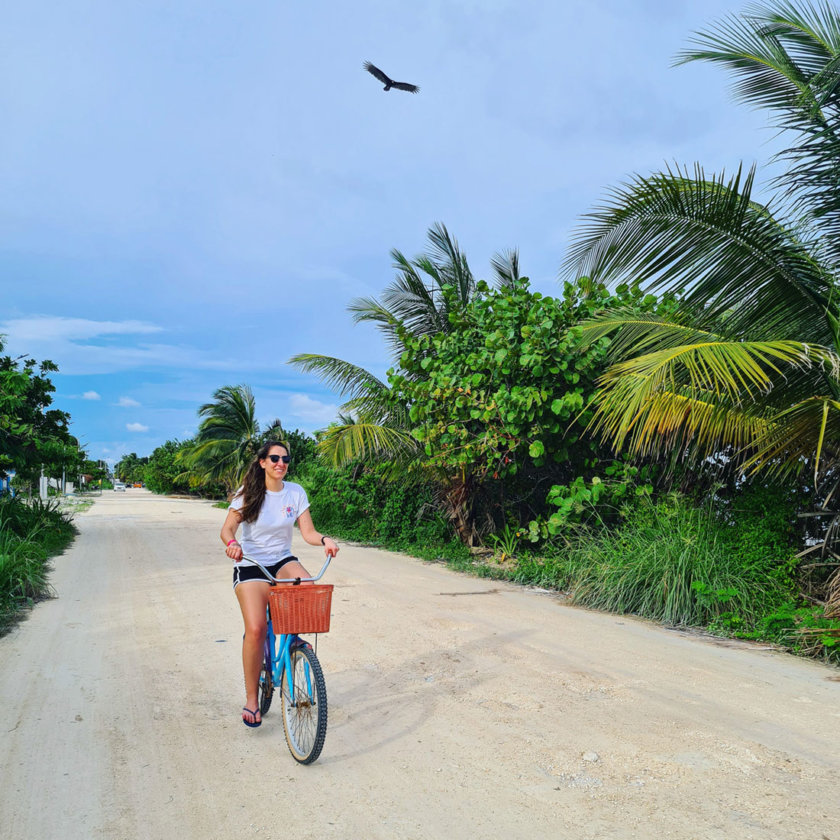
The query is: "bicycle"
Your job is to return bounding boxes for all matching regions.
[249,555,333,765]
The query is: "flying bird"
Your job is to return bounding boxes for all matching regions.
[363,62,419,94]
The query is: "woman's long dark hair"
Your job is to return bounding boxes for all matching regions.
[236,440,289,523]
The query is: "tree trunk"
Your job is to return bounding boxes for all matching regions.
[442,476,477,547]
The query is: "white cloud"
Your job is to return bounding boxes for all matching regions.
[1,316,163,342]
[116,396,141,407]
[0,314,258,376]
[126,422,149,433]
[286,393,338,427]
[82,390,101,400]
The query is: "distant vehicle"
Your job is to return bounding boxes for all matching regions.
[133,482,143,488]
[114,482,126,492]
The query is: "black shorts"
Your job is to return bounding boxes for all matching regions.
[232,556,299,588]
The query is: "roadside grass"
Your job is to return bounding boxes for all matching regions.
[521,497,791,627]
[0,497,77,635]
[511,496,838,664]
[61,497,94,515]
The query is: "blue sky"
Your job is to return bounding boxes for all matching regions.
[1,0,776,464]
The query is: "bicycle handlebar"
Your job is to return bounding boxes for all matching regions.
[242,554,332,585]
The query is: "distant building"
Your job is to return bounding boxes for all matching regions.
[0,470,16,497]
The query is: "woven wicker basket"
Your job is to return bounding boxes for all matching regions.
[268,584,333,634]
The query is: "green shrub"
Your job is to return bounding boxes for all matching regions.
[299,460,465,559]
[0,544,50,602]
[0,496,75,633]
[512,493,797,628]
[726,602,840,663]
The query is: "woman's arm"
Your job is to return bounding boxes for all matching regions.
[297,509,339,556]
[221,508,244,560]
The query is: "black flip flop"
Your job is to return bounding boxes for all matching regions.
[242,706,261,728]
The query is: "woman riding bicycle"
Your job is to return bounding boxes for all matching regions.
[220,440,339,728]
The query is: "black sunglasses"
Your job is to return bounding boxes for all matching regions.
[267,454,291,464]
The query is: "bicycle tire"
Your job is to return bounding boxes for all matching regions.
[259,638,274,716]
[280,644,328,764]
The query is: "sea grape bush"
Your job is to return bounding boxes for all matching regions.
[387,276,662,537]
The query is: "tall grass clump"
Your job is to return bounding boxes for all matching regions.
[541,494,795,628]
[0,496,76,633]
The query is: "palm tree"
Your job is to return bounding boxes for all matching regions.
[568,2,840,484]
[289,223,520,467]
[567,1,840,601]
[179,385,285,494]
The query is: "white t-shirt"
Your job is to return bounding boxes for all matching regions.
[229,481,310,567]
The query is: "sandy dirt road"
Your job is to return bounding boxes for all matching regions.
[1,490,839,840]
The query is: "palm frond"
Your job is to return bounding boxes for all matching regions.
[381,254,449,337]
[178,437,251,489]
[565,164,835,342]
[587,381,774,464]
[196,385,257,440]
[180,384,262,490]
[425,221,475,303]
[570,3,840,490]
[675,1,839,120]
[490,249,521,289]
[339,393,409,427]
[757,1,840,71]
[744,394,840,483]
[317,421,420,471]
[678,2,840,266]
[346,297,406,355]
[587,332,840,481]
[287,354,388,400]
[578,310,731,356]
[261,419,286,445]
[349,227,474,353]
[598,338,837,405]
[777,118,840,266]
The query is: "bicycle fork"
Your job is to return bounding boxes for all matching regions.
[266,621,316,708]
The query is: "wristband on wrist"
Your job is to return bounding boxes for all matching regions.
[227,539,239,546]
[320,535,327,545]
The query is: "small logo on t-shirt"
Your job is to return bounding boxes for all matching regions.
[285,505,294,518]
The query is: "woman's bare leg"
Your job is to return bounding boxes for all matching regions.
[270,560,315,649]
[234,560,314,724]
[235,581,271,725]
[274,559,312,583]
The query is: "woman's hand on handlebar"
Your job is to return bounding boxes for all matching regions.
[323,537,339,558]
[226,541,244,561]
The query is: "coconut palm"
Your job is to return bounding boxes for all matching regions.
[568,2,840,491]
[289,223,520,467]
[178,385,286,494]
[567,2,840,607]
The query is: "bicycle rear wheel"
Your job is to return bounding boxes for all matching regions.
[280,644,327,764]
[259,637,274,716]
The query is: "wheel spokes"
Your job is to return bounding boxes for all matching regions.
[285,654,317,753]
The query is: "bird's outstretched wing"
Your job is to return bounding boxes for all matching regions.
[391,80,419,94]
[363,61,420,93]
[363,62,392,86]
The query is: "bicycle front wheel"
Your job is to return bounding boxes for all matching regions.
[280,644,328,764]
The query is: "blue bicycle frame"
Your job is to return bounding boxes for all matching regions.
[250,556,332,699]
[264,612,313,697]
